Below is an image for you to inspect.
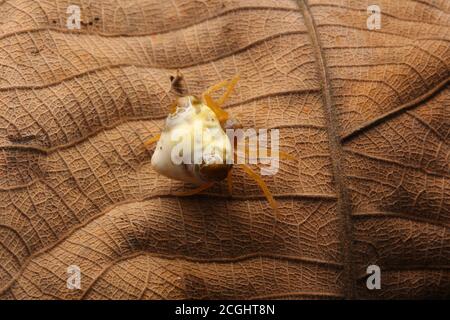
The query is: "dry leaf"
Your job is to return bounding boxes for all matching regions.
[0,0,449,299]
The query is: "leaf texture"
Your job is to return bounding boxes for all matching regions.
[0,0,449,299]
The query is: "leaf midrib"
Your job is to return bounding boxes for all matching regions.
[295,0,355,299]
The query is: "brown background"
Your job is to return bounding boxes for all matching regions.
[0,0,449,299]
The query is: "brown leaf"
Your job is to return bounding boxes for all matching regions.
[0,0,449,299]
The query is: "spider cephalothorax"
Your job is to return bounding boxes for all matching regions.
[145,75,293,210]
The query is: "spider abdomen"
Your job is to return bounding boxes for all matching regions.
[151,96,232,185]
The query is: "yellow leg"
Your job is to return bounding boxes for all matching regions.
[202,75,240,119]
[240,164,278,211]
[217,75,240,106]
[169,101,178,114]
[203,94,229,123]
[173,182,215,196]
[203,79,230,97]
[278,151,296,161]
[204,74,240,106]
[144,134,161,147]
[240,145,296,162]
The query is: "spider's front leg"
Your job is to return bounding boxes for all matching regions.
[201,75,240,124]
[144,133,161,147]
[203,75,240,105]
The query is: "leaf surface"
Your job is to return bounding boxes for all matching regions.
[0,0,449,299]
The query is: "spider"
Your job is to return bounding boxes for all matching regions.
[144,74,294,210]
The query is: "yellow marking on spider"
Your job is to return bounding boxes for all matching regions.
[240,163,278,211]
[144,134,161,147]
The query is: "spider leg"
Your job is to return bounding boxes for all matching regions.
[173,182,215,196]
[246,146,296,162]
[238,144,296,163]
[202,75,240,119]
[203,78,231,96]
[203,75,240,105]
[217,75,240,106]
[239,163,278,211]
[203,93,229,123]
[144,133,161,147]
[169,101,178,114]
[278,151,296,161]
